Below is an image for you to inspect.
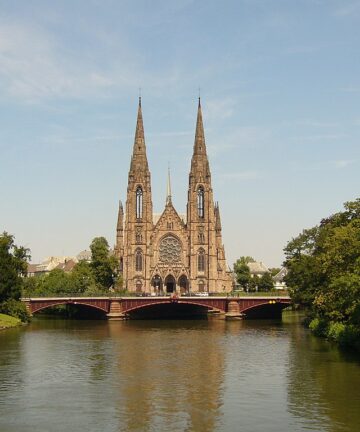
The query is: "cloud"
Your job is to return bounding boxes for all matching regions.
[283,45,321,55]
[0,22,122,102]
[290,133,347,142]
[334,1,360,16]
[218,170,260,181]
[340,86,360,93]
[289,119,339,128]
[0,20,184,103]
[293,159,356,172]
[204,97,236,122]
[333,159,354,169]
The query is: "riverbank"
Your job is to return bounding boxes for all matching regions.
[0,313,22,330]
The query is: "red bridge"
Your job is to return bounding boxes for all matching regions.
[22,295,291,320]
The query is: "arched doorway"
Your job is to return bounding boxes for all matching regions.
[164,274,176,294]
[178,275,189,294]
[135,279,142,293]
[151,275,163,295]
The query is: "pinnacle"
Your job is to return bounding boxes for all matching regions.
[166,166,172,205]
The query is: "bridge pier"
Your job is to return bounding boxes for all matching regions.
[106,299,127,320]
[23,300,33,317]
[225,300,244,320]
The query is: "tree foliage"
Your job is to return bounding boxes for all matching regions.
[23,236,121,297]
[284,198,360,349]
[90,237,119,289]
[0,232,30,302]
[233,256,254,290]
[257,272,274,292]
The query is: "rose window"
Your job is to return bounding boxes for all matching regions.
[159,236,181,263]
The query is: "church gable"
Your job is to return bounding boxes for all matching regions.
[150,203,189,274]
[152,203,187,239]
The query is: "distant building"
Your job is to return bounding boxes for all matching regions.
[27,256,77,276]
[76,250,92,262]
[27,263,39,277]
[273,267,288,290]
[55,259,77,272]
[248,261,269,278]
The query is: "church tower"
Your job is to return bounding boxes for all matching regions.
[187,99,231,293]
[117,97,232,294]
[122,97,153,292]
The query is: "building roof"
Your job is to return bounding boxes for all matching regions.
[248,261,269,275]
[55,259,77,272]
[76,250,92,261]
[273,267,288,282]
[153,213,186,225]
[27,263,39,273]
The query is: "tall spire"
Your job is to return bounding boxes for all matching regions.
[189,97,211,181]
[166,165,172,205]
[117,200,124,230]
[193,97,207,156]
[115,200,124,259]
[130,96,149,172]
[215,202,222,232]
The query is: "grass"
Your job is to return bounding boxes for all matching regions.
[0,313,22,330]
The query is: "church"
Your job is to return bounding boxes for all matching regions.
[114,98,233,294]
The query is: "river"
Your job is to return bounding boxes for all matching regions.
[0,313,359,432]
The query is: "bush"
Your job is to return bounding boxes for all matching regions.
[338,324,360,351]
[0,299,30,322]
[309,317,328,337]
[327,321,346,342]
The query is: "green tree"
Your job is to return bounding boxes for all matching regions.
[248,274,259,292]
[42,269,72,295]
[283,198,360,349]
[258,272,274,292]
[233,256,254,291]
[70,260,97,294]
[0,232,30,301]
[269,267,281,277]
[90,237,118,289]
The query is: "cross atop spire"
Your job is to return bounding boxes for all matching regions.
[166,165,172,205]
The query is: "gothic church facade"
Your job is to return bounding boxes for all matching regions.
[115,98,233,294]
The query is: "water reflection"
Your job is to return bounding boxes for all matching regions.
[108,320,225,432]
[0,315,359,432]
[286,316,360,432]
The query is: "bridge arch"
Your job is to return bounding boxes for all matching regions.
[123,299,224,319]
[28,300,109,315]
[240,300,290,319]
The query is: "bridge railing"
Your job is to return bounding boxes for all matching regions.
[21,290,289,299]
[229,290,289,297]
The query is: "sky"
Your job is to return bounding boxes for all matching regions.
[0,0,359,267]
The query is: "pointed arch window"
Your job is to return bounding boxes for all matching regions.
[197,186,205,218]
[198,248,205,272]
[135,249,143,272]
[136,186,143,219]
